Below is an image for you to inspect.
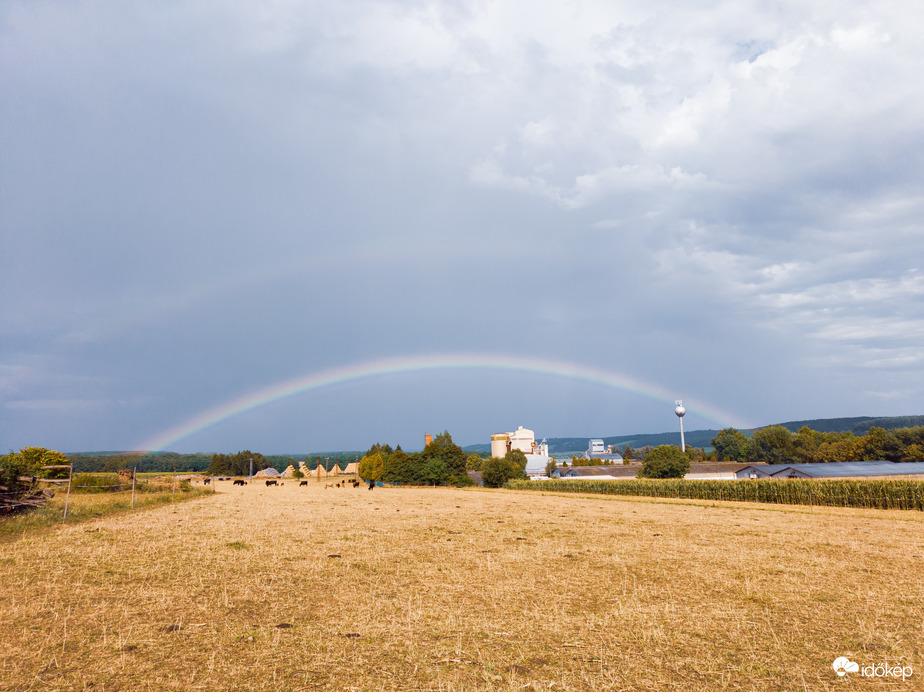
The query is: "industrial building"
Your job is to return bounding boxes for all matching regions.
[583,439,624,464]
[491,426,551,476]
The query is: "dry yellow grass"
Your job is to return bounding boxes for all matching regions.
[1,481,922,690]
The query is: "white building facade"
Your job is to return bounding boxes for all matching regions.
[491,426,551,476]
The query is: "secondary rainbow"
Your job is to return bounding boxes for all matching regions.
[138,353,749,451]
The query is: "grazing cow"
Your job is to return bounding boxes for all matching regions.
[367,479,375,491]
[299,480,308,487]
[266,479,278,487]
[324,483,333,489]
[203,478,211,485]
[233,479,247,486]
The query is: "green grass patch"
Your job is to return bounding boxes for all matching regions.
[0,487,213,539]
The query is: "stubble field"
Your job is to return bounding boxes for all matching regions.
[1,480,922,691]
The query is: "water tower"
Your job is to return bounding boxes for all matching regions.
[675,400,686,451]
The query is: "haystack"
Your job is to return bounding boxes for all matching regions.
[343,462,359,475]
[281,465,296,478]
[313,465,328,478]
[330,463,344,475]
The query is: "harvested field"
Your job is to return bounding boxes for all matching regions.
[1,482,922,690]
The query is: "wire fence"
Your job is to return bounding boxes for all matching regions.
[1,468,218,525]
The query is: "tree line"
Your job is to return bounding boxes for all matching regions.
[712,425,924,465]
[356,431,531,488]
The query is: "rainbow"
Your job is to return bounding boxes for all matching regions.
[137,353,750,451]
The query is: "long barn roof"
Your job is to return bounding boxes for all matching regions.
[765,461,924,478]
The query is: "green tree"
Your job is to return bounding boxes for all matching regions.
[364,442,394,459]
[545,458,557,477]
[622,445,634,462]
[420,430,467,484]
[745,425,795,465]
[382,449,413,483]
[422,457,449,485]
[711,428,748,462]
[466,453,484,471]
[207,451,267,476]
[482,456,524,487]
[792,426,822,464]
[1,447,70,490]
[638,446,690,479]
[505,449,527,470]
[862,426,902,462]
[358,453,384,481]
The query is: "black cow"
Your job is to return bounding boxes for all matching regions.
[367,479,375,491]
[299,480,308,486]
[233,479,247,486]
[203,478,211,485]
[265,479,278,487]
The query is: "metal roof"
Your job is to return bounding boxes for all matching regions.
[764,461,924,478]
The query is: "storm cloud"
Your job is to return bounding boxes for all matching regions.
[2,1,922,452]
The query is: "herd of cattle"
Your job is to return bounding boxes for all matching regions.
[202,477,373,489]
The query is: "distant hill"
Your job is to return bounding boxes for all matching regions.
[462,414,924,455]
[773,415,924,434]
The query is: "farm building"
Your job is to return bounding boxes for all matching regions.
[553,462,764,481]
[582,439,624,464]
[762,461,924,479]
[685,463,766,480]
[553,466,639,479]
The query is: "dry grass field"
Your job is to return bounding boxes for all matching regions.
[1,481,922,691]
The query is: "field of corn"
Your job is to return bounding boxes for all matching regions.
[508,477,924,510]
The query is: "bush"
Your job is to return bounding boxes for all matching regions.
[482,456,526,488]
[638,446,690,479]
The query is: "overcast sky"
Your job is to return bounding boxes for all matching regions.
[2,1,923,454]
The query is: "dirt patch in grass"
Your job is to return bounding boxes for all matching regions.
[0,480,922,690]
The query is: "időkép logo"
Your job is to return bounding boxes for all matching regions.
[833,656,913,680]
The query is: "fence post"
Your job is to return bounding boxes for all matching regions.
[131,468,136,508]
[62,463,74,523]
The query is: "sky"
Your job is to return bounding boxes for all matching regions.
[2,0,923,454]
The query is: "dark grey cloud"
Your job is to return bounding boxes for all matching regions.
[2,1,923,452]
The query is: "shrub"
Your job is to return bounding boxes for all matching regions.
[482,456,526,488]
[638,446,690,478]
[72,474,126,493]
